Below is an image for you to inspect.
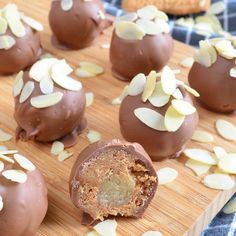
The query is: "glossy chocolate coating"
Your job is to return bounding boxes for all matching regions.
[189,55,236,113]
[69,139,157,223]
[0,26,42,75]
[119,87,198,161]
[49,0,111,50]
[14,72,86,146]
[0,162,48,236]
[110,31,174,81]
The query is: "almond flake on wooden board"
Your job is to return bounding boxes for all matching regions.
[184,148,217,165]
[142,231,162,236]
[0,154,14,164]
[0,161,4,172]
[97,10,106,20]
[164,106,185,132]
[134,108,166,131]
[94,219,118,236]
[0,146,8,151]
[19,81,35,103]
[14,154,35,171]
[0,16,8,35]
[0,196,3,211]
[213,146,227,159]
[216,119,236,141]
[0,129,12,142]
[13,71,24,97]
[179,57,194,68]
[207,1,226,15]
[115,12,138,24]
[191,130,214,143]
[39,76,54,94]
[21,15,43,31]
[171,99,196,115]
[218,157,236,174]
[51,141,64,155]
[112,86,129,105]
[202,174,235,190]
[223,198,236,214]
[137,5,158,20]
[86,92,94,107]
[2,169,27,183]
[0,150,17,155]
[75,68,95,78]
[161,66,177,95]
[30,92,63,109]
[142,71,157,102]
[128,73,146,96]
[230,67,236,78]
[0,35,16,50]
[85,230,100,236]
[61,0,73,11]
[185,159,211,176]
[157,167,178,185]
[176,17,195,28]
[100,43,110,49]
[58,151,73,162]
[79,62,104,76]
[87,130,102,143]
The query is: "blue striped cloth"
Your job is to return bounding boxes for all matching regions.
[102,0,236,235]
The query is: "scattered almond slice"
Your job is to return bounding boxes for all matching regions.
[19,81,35,103]
[207,1,225,15]
[13,71,24,97]
[75,68,95,78]
[79,62,104,75]
[142,71,157,102]
[185,159,211,176]
[180,57,194,68]
[51,141,64,155]
[216,119,236,141]
[97,10,106,20]
[171,99,196,115]
[58,151,73,162]
[223,198,236,214]
[128,73,146,96]
[112,86,129,105]
[202,174,235,190]
[2,169,27,183]
[30,92,63,109]
[85,230,100,236]
[214,167,228,174]
[137,5,158,20]
[100,43,110,49]
[213,146,227,159]
[0,161,4,172]
[39,76,54,94]
[157,167,178,185]
[0,154,14,164]
[142,230,162,236]
[184,148,217,165]
[176,17,195,28]
[0,150,17,155]
[61,0,73,11]
[218,156,236,174]
[161,66,177,95]
[230,67,236,78]
[134,108,166,131]
[183,84,200,97]
[86,92,94,107]
[172,89,183,100]
[0,195,3,211]
[0,16,7,34]
[0,129,12,142]
[94,219,117,236]
[0,35,16,50]
[87,130,102,143]
[21,15,43,31]
[191,130,214,143]
[164,106,185,132]
[14,154,36,171]
[136,19,162,35]
[115,12,138,24]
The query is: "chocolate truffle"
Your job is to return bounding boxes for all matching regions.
[0,150,48,236]
[119,67,199,161]
[189,38,236,113]
[49,0,111,50]
[13,58,86,146]
[0,4,43,75]
[69,139,157,222]
[110,5,174,81]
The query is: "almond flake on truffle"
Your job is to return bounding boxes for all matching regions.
[137,5,158,20]
[19,81,35,103]
[191,130,214,143]
[0,161,4,172]
[155,10,168,21]
[61,0,73,11]
[94,219,118,236]
[13,71,24,97]
[58,150,73,162]
[87,130,102,143]
[115,12,138,24]
[218,156,236,174]
[136,19,162,35]
[180,57,194,68]
[134,107,166,131]
[2,169,27,183]
[183,84,200,97]
[128,73,146,96]
[112,85,129,105]
[142,231,162,236]
[216,119,236,141]
[215,40,234,54]
[0,129,12,142]
[194,48,212,67]
[171,99,196,115]
[53,75,82,91]
[230,67,236,78]
[97,10,106,20]
[0,154,14,164]
[21,15,43,31]
[79,62,104,75]
[155,18,170,34]
[157,167,178,185]
[0,16,8,34]
[39,76,54,94]
[51,141,65,155]
[172,89,183,99]
[185,159,211,176]
[86,92,94,107]
[14,154,36,171]
[207,1,226,15]
[213,146,227,159]
[0,35,16,50]
[0,196,3,211]
[161,66,177,95]
[202,174,235,190]
[223,198,236,214]
[142,71,157,102]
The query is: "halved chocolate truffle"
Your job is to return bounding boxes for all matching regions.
[49,0,111,50]
[189,38,236,113]
[0,4,43,75]
[110,5,174,81]
[119,67,199,161]
[13,58,86,146]
[69,139,157,222]
[0,151,48,236]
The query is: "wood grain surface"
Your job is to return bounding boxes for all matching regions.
[0,1,235,236]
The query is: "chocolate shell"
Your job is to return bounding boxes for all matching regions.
[69,139,157,222]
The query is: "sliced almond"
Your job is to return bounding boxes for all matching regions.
[171,99,196,115]
[155,10,168,21]
[79,62,104,75]
[0,129,12,142]
[97,10,106,20]
[136,19,162,35]
[0,195,3,211]
[112,86,129,105]
[51,141,64,155]
[85,230,100,236]
[134,108,166,131]
[75,68,95,78]
[128,73,146,96]
[2,169,27,183]
[14,154,35,171]
[218,156,236,174]
[39,76,54,94]
[13,71,24,97]
[215,40,233,53]
[87,130,102,143]
[185,159,211,176]
[207,1,226,15]
[161,66,177,95]
[148,81,170,107]
[0,35,16,50]
[176,17,195,28]
[0,150,17,155]
[191,130,214,143]
[31,92,63,109]
[19,81,35,103]
[137,5,158,20]
[0,16,8,34]
[154,18,170,33]
[21,15,43,31]
[172,89,183,100]
[51,59,73,77]
[202,173,235,190]
[183,84,200,97]
[213,146,227,159]
[194,49,212,67]
[142,231,162,236]
[100,43,110,49]
[58,151,73,162]
[230,67,236,78]
[216,119,236,141]
[52,75,82,92]
[180,57,194,68]
[0,154,14,164]
[61,0,73,11]
[0,161,4,172]
[115,21,145,40]
[40,52,54,59]
[223,198,236,214]
[157,167,178,185]
[164,106,185,132]
[115,13,138,24]
[86,92,94,107]
[184,148,217,165]
[94,219,117,236]
[142,71,157,102]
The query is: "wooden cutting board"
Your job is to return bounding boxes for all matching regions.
[0,0,236,235]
